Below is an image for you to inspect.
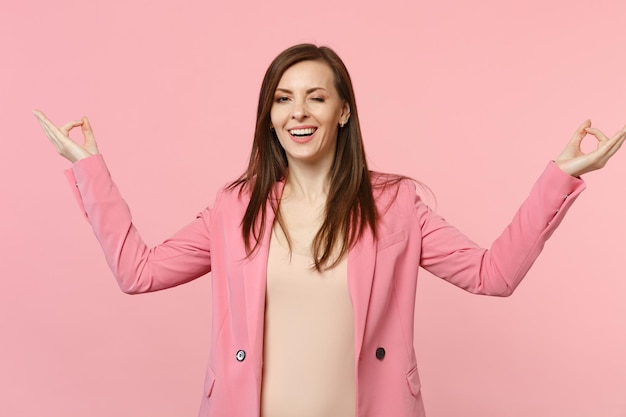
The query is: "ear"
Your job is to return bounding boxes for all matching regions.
[340,101,351,125]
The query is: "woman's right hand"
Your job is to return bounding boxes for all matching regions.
[33,109,99,163]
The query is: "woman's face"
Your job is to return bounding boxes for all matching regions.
[270,60,350,168]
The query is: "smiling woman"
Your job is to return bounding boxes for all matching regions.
[33,43,625,417]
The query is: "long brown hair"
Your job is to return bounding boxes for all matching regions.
[229,43,396,270]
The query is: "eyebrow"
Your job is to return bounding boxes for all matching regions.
[274,87,328,94]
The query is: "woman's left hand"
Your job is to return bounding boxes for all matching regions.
[555,120,626,177]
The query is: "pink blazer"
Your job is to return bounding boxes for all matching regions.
[66,155,585,417]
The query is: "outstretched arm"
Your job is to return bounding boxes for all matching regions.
[33,110,212,293]
[419,121,624,296]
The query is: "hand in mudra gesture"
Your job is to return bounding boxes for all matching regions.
[33,109,99,163]
[555,120,626,177]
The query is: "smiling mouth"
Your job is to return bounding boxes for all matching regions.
[288,127,317,137]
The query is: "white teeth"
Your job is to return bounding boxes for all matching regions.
[289,128,316,136]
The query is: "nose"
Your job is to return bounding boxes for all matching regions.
[291,99,308,120]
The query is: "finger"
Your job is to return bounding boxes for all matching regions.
[32,109,48,121]
[608,126,626,143]
[81,116,99,152]
[81,116,95,141]
[586,129,626,165]
[32,110,60,132]
[578,119,592,131]
[599,127,626,150]
[604,129,626,156]
[33,110,57,130]
[37,121,65,152]
[593,135,625,168]
[584,127,610,143]
[33,110,59,132]
[60,120,84,136]
[569,119,592,146]
[37,118,57,141]
[35,116,76,152]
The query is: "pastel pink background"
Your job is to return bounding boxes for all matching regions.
[2,0,625,415]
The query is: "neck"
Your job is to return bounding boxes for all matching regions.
[283,159,333,205]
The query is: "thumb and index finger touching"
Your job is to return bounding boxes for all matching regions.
[571,121,626,174]
[583,122,626,156]
[569,120,622,155]
[33,109,99,162]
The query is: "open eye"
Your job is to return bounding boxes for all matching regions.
[274,96,289,103]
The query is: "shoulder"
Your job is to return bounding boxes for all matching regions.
[370,171,419,200]
[206,181,251,214]
[370,172,413,217]
[369,171,433,215]
[211,178,284,209]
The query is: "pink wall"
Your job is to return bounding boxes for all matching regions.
[2,0,625,415]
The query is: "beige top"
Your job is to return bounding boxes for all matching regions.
[261,228,355,417]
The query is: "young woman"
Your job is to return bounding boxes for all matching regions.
[34,44,625,417]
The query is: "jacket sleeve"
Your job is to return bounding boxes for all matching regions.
[65,154,212,294]
[417,161,585,296]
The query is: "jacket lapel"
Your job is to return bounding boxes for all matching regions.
[348,226,377,358]
[241,182,284,354]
